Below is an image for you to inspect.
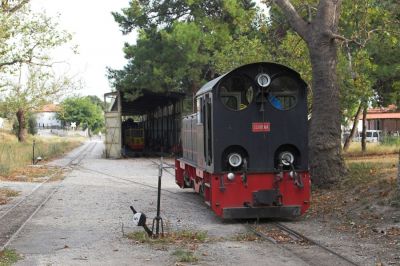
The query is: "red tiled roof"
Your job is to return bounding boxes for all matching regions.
[37,104,60,112]
[366,105,400,119]
[366,113,400,119]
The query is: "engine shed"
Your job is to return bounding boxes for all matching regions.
[104,90,185,158]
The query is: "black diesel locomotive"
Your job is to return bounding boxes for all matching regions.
[175,62,310,219]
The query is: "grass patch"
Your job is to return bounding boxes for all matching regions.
[344,142,400,157]
[0,188,20,205]
[309,153,399,239]
[0,249,21,266]
[231,232,259,241]
[125,230,208,245]
[343,161,395,187]
[381,136,400,146]
[172,248,198,263]
[0,132,82,178]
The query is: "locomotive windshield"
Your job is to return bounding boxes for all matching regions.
[218,74,255,111]
[268,76,300,110]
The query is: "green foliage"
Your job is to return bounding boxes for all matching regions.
[0,3,72,73]
[0,249,21,266]
[58,97,104,134]
[381,136,400,146]
[338,0,400,124]
[86,95,105,111]
[0,3,78,141]
[266,0,399,123]
[109,0,268,103]
[172,249,198,263]
[28,114,37,135]
[12,113,38,136]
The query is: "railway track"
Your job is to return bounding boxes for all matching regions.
[0,141,98,250]
[245,222,360,266]
[78,157,207,210]
[81,156,362,265]
[1,153,361,264]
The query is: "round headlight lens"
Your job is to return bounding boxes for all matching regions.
[279,151,294,166]
[228,153,242,167]
[256,73,271,87]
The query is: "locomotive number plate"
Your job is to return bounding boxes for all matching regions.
[252,122,270,132]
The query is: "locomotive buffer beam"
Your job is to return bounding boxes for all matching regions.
[222,205,301,220]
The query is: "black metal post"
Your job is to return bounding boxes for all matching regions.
[152,157,164,237]
[156,160,162,234]
[32,140,35,165]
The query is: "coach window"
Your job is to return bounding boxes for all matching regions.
[219,74,255,111]
[268,76,299,110]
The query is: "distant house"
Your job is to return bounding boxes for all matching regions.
[358,105,400,134]
[34,104,62,129]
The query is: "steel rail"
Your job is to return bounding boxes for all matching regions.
[0,141,97,251]
[0,141,96,220]
[274,222,359,266]
[244,222,359,266]
[79,165,205,209]
[84,155,359,266]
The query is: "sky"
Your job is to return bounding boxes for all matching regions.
[32,0,137,99]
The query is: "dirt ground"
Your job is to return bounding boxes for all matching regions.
[1,141,399,265]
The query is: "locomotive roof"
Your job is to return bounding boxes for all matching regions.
[195,62,304,97]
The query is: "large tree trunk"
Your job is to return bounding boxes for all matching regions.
[16,108,27,142]
[275,0,345,188]
[308,30,346,187]
[361,105,367,152]
[343,103,362,151]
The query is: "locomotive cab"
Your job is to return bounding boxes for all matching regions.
[176,62,311,219]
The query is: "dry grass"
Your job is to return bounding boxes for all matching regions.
[0,188,20,205]
[1,166,62,182]
[0,131,82,178]
[126,230,208,264]
[172,248,198,263]
[126,230,208,245]
[344,142,400,157]
[309,153,399,239]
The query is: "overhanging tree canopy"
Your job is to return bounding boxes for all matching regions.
[108,0,269,102]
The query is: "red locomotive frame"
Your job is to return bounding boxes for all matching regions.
[175,159,310,219]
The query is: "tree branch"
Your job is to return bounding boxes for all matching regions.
[1,0,30,14]
[274,0,309,41]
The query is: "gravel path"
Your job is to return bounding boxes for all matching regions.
[7,141,314,265]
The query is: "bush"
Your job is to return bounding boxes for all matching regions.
[28,115,38,135]
[381,135,400,146]
[11,113,38,137]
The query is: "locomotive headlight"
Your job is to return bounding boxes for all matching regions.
[279,151,294,166]
[256,73,271,87]
[227,172,235,181]
[228,153,242,167]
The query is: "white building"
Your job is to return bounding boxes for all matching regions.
[34,104,62,128]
